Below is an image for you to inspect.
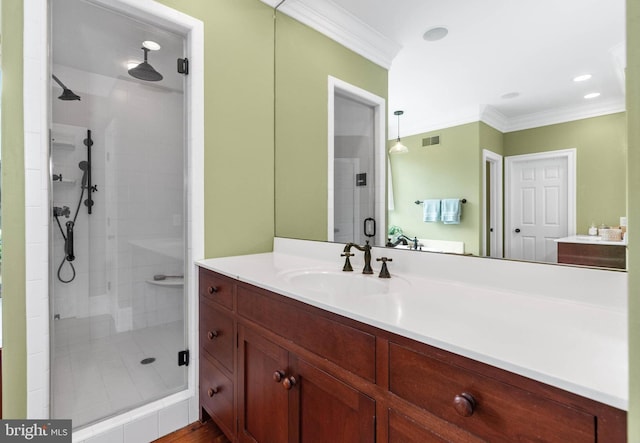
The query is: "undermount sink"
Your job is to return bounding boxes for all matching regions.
[280,269,409,297]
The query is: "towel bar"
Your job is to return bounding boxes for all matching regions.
[415,198,467,205]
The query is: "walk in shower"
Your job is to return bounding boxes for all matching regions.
[50,0,188,428]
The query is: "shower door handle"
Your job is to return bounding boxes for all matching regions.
[364,217,376,238]
[65,221,75,261]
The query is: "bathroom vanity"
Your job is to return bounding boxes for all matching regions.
[556,236,627,269]
[197,239,627,442]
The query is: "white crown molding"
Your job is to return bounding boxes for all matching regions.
[261,0,401,69]
[397,99,626,139]
[503,98,626,132]
[480,105,510,133]
[402,108,484,138]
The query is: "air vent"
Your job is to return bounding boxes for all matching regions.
[422,135,441,147]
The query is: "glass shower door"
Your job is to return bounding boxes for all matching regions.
[50,0,188,429]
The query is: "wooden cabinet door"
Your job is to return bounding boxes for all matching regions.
[289,356,375,443]
[238,326,290,443]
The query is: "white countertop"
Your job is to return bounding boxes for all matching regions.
[555,235,628,246]
[196,238,627,410]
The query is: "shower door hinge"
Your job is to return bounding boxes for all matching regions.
[177,58,189,75]
[178,349,190,366]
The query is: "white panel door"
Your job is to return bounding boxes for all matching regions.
[507,155,570,263]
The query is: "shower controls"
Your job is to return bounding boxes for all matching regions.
[53,173,63,182]
[53,206,71,218]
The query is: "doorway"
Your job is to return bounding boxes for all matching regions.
[328,77,386,246]
[505,149,576,263]
[482,149,503,258]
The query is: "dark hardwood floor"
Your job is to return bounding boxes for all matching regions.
[153,420,231,443]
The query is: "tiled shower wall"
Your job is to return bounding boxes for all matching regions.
[51,65,184,333]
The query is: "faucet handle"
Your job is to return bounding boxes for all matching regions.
[341,251,354,272]
[377,257,392,278]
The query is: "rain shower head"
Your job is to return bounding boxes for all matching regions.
[52,74,81,101]
[128,47,163,82]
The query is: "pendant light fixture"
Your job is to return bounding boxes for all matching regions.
[389,110,409,154]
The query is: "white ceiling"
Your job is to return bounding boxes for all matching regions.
[55,0,626,137]
[52,0,185,95]
[270,0,626,136]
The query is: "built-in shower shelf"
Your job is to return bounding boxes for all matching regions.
[52,142,76,151]
[54,179,77,185]
[145,277,184,288]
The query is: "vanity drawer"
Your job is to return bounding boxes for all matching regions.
[199,268,234,311]
[200,300,234,372]
[237,284,376,382]
[388,343,595,442]
[200,353,234,438]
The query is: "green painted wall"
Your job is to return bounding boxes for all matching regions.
[1,0,27,419]
[479,121,504,156]
[627,0,640,438]
[388,122,483,255]
[158,0,275,258]
[504,113,627,233]
[274,12,388,241]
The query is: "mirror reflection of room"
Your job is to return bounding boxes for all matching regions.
[275,0,627,270]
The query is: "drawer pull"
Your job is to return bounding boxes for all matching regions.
[282,376,297,390]
[453,392,476,417]
[273,370,285,383]
[208,286,218,294]
[207,330,218,340]
[208,387,219,397]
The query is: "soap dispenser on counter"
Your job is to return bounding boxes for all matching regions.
[588,222,598,236]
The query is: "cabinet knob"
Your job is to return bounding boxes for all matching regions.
[208,387,218,397]
[273,370,285,383]
[207,330,218,340]
[453,392,476,417]
[208,286,218,294]
[282,376,297,390]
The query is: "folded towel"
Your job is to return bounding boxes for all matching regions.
[441,199,461,224]
[422,199,441,222]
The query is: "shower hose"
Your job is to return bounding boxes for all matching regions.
[54,183,86,283]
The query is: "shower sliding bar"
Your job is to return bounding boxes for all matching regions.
[84,130,95,214]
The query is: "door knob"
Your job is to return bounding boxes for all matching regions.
[515,228,521,233]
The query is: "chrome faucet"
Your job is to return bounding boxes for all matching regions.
[342,241,374,274]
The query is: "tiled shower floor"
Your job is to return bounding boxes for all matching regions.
[52,315,187,429]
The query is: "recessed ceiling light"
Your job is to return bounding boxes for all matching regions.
[501,92,520,99]
[423,27,449,42]
[142,40,161,51]
[584,92,601,99]
[573,74,592,82]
